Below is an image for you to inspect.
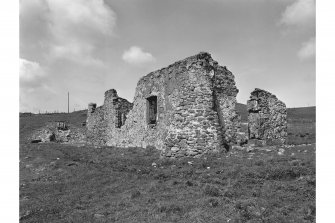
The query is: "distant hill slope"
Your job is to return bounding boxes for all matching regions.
[20,104,315,131]
[236,103,248,122]
[20,105,315,144]
[20,105,316,145]
[236,103,316,123]
[19,110,87,142]
[287,107,316,122]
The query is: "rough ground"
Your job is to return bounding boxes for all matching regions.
[19,108,315,222]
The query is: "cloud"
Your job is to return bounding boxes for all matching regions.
[19,0,117,112]
[122,46,156,65]
[280,0,315,27]
[19,57,56,94]
[46,0,116,65]
[20,0,116,65]
[19,58,46,88]
[20,58,44,80]
[19,58,56,112]
[297,37,315,60]
[278,0,315,61]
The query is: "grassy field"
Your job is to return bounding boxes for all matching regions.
[19,106,316,222]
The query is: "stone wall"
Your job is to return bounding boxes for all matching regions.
[86,90,133,146]
[247,88,287,145]
[86,52,240,157]
[86,106,106,146]
[213,64,240,148]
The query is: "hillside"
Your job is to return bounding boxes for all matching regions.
[287,107,316,123]
[20,104,316,130]
[236,103,248,122]
[236,103,315,123]
[19,110,87,143]
[20,105,316,146]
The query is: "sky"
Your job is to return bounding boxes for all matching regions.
[19,0,315,113]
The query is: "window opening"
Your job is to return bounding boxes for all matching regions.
[115,111,122,128]
[147,96,157,125]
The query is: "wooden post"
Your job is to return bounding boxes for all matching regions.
[68,92,69,114]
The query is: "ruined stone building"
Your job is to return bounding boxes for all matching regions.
[247,88,287,146]
[28,52,288,154]
[86,52,241,157]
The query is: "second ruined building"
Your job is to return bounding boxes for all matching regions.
[247,88,287,146]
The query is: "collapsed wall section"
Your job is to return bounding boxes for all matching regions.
[30,121,86,144]
[86,91,133,146]
[247,88,287,145]
[86,104,106,146]
[103,89,133,139]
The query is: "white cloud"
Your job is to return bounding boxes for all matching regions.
[19,58,45,85]
[298,37,315,60]
[122,46,156,65]
[46,0,116,65]
[279,0,315,61]
[19,58,56,95]
[19,58,57,112]
[19,0,117,112]
[20,0,116,65]
[280,0,315,27]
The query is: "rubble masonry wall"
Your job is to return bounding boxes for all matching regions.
[87,52,240,157]
[247,88,287,145]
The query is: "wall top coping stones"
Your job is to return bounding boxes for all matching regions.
[105,89,118,98]
[250,88,278,100]
[249,88,286,107]
[137,52,219,84]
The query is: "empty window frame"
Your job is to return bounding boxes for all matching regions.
[147,96,158,125]
[115,110,128,128]
[115,110,122,128]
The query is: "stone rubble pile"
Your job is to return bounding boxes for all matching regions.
[30,122,86,144]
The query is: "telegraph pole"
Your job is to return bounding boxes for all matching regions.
[68,92,69,114]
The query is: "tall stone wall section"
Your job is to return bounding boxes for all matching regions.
[162,53,224,157]
[213,65,240,148]
[247,88,287,145]
[86,52,240,157]
[103,89,133,143]
[86,106,106,146]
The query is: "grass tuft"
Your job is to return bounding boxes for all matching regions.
[203,184,221,197]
